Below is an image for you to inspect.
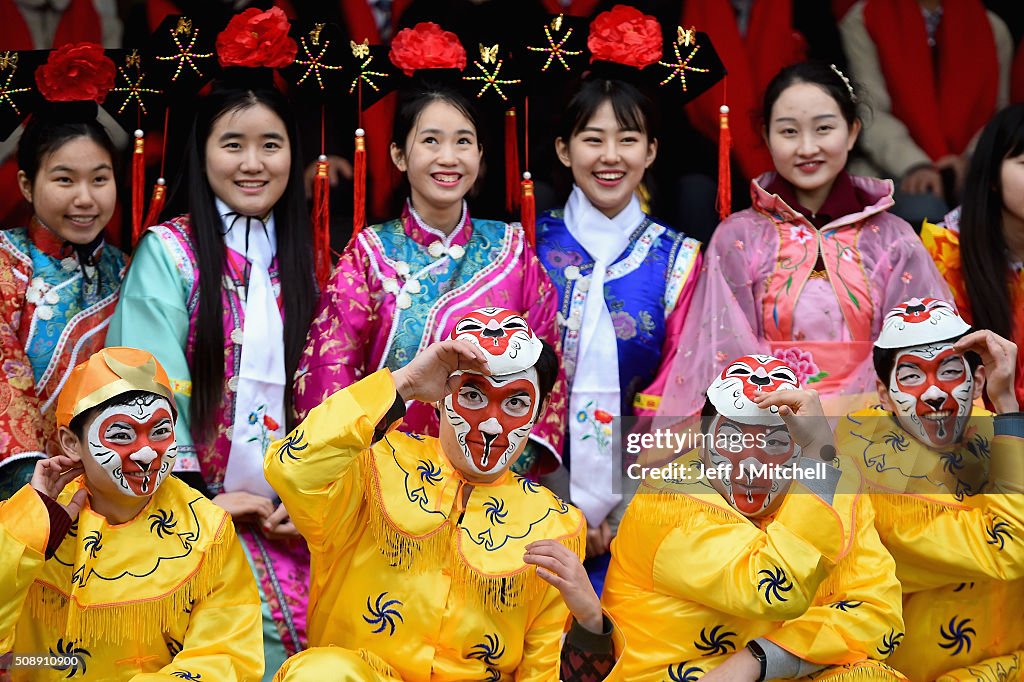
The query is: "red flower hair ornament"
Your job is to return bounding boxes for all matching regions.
[35,43,116,103]
[216,6,298,69]
[588,5,663,69]
[389,22,467,76]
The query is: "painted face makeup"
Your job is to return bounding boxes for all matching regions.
[86,395,177,496]
[888,342,974,449]
[443,368,541,477]
[706,415,801,516]
[708,355,800,426]
[450,307,543,375]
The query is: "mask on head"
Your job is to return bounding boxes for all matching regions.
[887,342,974,449]
[87,395,177,496]
[875,298,975,448]
[705,355,802,515]
[442,307,546,478]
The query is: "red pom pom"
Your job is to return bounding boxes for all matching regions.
[389,22,467,76]
[35,43,116,103]
[216,7,298,69]
[588,5,663,69]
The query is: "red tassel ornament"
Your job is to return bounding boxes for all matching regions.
[716,103,732,221]
[520,171,536,247]
[131,129,145,246]
[352,127,367,240]
[505,108,520,215]
[312,155,331,288]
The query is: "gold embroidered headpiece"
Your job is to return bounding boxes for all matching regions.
[56,348,176,428]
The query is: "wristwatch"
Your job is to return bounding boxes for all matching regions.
[746,640,768,682]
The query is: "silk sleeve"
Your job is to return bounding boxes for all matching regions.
[265,369,397,552]
[652,490,846,620]
[520,236,566,472]
[106,232,196,459]
[293,236,378,422]
[0,251,46,461]
[130,523,264,681]
[635,249,704,417]
[0,485,49,652]
[764,495,905,665]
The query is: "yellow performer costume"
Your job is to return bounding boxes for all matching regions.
[603,457,905,681]
[0,348,263,681]
[839,407,1024,681]
[264,369,589,681]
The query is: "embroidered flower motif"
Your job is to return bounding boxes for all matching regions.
[248,412,258,425]
[25,277,46,305]
[789,225,814,245]
[612,311,636,340]
[564,265,581,281]
[578,401,611,449]
[576,410,588,423]
[841,249,855,262]
[263,414,280,431]
[774,347,828,384]
[901,272,913,284]
[734,240,745,251]
[716,351,728,363]
[593,409,613,424]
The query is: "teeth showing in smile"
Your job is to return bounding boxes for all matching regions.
[67,216,97,225]
[236,181,266,187]
[924,411,952,420]
[432,173,460,183]
[594,171,625,180]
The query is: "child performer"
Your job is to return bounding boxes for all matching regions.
[266,308,618,681]
[0,348,262,680]
[837,298,1024,680]
[107,8,316,674]
[655,61,950,420]
[0,44,126,494]
[604,354,906,681]
[294,23,566,477]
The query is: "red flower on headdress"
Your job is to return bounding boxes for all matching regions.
[216,7,298,69]
[389,22,467,77]
[35,43,116,103]
[588,5,663,69]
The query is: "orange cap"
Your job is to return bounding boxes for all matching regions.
[56,348,176,429]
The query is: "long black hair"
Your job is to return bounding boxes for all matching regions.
[959,104,1024,340]
[761,61,860,131]
[17,117,118,185]
[176,85,316,439]
[557,75,659,143]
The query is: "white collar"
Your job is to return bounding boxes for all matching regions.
[563,185,643,265]
[215,197,277,262]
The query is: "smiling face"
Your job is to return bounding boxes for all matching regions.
[18,136,116,245]
[391,99,482,220]
[884,342,977,449]
[82,395,177,498]
[556,99,656,219]
[440,368,540,481]
[204,102,291,217]
[765,81,860,212]
[704,415,800,517]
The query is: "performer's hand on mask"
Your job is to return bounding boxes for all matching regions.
[751,389,834,459]
[392,339,491,404]
[31,455,87,519]
[524,539,604,634]
[954,330,1019,414]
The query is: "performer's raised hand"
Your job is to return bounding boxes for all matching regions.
[954,330,1019,414]
[31,455,87,520]
[524,539,604,634]
[751,389,835,458]
[392,339,490,404]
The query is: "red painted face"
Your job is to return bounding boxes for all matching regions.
[707,417,798,516]
[889,343,974,448]
[443,369,540,476]
[87,397,177,496]
[449,307,543,376]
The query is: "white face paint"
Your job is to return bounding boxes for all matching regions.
[888,342,974,449]
[442,367,541,478]
[86,395,177,497]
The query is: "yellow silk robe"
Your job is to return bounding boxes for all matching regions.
[0,476,263,681]
[264,369,590,682]
[839,408,1024,681]
[603,457,905,681]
